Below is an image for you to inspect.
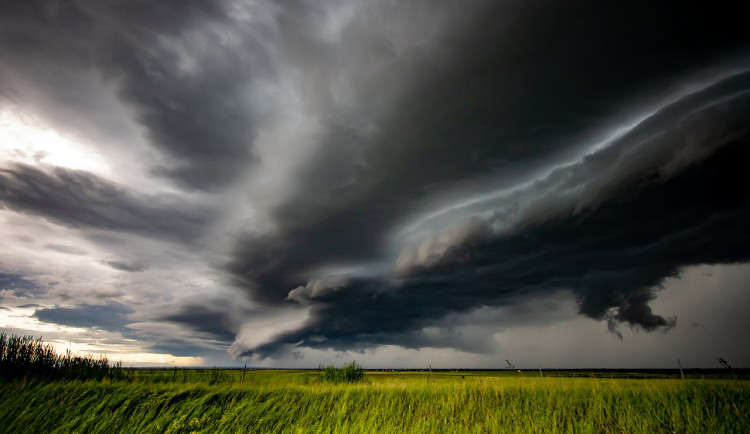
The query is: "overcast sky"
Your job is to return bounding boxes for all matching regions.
[1,0,749,368]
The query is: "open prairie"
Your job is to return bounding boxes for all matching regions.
[1,369,748,433]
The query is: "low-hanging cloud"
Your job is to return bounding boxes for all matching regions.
[235,72,750,358]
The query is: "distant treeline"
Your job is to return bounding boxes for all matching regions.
[0,333,124,381]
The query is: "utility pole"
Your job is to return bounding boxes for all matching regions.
[427,364,435,384]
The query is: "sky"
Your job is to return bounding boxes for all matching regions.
[1,0,749,369]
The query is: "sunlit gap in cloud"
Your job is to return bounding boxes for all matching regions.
[0,307,205,367]
[0,306,89,335]
[0,109,110,175]
[392,64,750,244]
[44,341,206,367]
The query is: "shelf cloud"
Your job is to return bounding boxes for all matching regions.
[1,0,749,367]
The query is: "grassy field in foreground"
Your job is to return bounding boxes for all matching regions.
[1,370,748,433]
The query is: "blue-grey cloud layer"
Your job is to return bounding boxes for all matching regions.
[34,301,134,333]
[0,164,213,242]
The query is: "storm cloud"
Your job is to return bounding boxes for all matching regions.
[242,127,750,356]
[159,304,239,343]
[0,0,276,190]
[223,1,750,357]
[1,0,749,367]
[0,163,213,242]
[227,1,750,297]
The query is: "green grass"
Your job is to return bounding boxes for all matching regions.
[319,361,366,383]
[1,333,124,381]
[1,370,748,433]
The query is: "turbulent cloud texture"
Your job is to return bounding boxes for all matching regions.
[0,164,213,241]
[1,0,749,366]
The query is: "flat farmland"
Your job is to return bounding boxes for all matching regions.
[1,370,748,433]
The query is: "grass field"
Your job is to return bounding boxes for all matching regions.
[1,369,748,433]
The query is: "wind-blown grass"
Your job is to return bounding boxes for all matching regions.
[1,370,748,433]
[319,361,366,383]
[0,333,123,381]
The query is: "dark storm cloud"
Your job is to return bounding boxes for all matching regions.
[244,128,750,357]
[0,164,213,242]
[0,0,272,190]
[226,1,750,304]
[158,305,237,343]
[3,0,749,363]
[395,71,750,246]
[234,60,750,357]
[34,301,134,333]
